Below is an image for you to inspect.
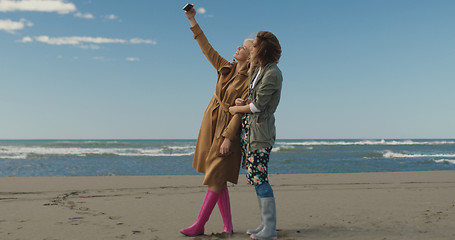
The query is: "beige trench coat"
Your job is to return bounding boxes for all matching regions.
[190,24,249,186]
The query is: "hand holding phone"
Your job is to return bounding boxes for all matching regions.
[183,3,196,25]
[182,4,193,11]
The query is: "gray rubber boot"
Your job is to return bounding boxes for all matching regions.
[246,196,263,235]
[250,197,277,240]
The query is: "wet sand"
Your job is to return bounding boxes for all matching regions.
[1,171,454,239]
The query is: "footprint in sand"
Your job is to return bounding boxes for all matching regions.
[68,217,85,225]
[115,234,127,239]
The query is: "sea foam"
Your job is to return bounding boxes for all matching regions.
[0,145,195,159]
[383,150,455,158]
[276,140,455,146]
[434,159,455,164]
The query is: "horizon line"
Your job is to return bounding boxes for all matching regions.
[1,138,454,141]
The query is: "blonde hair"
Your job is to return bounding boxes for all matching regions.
[242,38,254,75]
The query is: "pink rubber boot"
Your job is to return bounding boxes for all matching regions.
[217,188,233,234]
[180,190,220,236]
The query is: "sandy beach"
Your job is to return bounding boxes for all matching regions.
[1,171,454,240]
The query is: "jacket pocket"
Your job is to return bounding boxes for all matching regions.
[249,115,271,144]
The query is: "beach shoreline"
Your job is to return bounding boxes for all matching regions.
[1,171,454,239]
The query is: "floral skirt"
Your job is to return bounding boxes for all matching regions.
[241,114,272,185]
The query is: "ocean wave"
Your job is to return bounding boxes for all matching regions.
[362,152,386,159]
[163,145,195,151]
[44,141,136,147]
[117,152,194,157]
[272,145,313,152]
[434,159,455,164]
[0,146,195,159]
[272,145,295,152]
[0,154,28,159]
[383,150,455,158]
[276,140,455,146]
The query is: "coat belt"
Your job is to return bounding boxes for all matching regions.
[213,93,230,112]
[213,93,231,139]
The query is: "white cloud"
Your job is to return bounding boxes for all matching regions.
[18,35,157,49]
[17,36,33,42]
[34,35,127,45]
[0,0,77,14]
[197,7,206,14]
[126,57,140,62]
[105,14,117,20]
[130,38,156,45]
[74,12,94,19]
[0,18,33,33]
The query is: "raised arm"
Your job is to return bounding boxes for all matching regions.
[184,5,198,27]
[185,6,230,72]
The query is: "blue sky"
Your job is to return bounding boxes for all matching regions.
[1,0,454,139]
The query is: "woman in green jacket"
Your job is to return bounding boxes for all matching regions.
[229,31,282,240]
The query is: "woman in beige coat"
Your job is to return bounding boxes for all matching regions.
[180,6,253,237]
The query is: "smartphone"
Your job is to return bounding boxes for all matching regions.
[182,3,193,11]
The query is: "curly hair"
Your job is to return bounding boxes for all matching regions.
[252,31,281,68]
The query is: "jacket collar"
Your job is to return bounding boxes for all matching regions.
[251,62,277,87]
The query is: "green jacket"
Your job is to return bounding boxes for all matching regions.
[248,62,283,152]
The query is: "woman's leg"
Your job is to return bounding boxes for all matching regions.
[216,182,234,234]
[255,182,274,198]
[250,194,277,240]
[246,183,274,236]
[180,185,222,236]
[246,196,263,235]
[246,148,277,239]
[208,182,226,194]
[251,183,277,240]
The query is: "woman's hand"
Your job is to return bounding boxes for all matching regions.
[219,137,232,156]
[184,5,196,19]
[235,98,246,106]
[230,105,253,115]
[229,106,238,115]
